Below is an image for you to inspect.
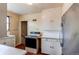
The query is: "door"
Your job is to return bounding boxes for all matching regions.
[21,21,27,46]
[25,38,36,49]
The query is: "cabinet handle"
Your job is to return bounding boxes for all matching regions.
[3,42,6,44]
[45,39,48,41]
[50,46,54,49]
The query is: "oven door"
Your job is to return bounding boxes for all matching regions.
[25,37,36,49]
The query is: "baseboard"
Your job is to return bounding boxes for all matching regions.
[41,53,48,55]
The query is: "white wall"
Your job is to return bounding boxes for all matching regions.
[20,13,41,35]
[0,3,7,37]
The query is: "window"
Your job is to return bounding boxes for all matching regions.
[7,16,10,35]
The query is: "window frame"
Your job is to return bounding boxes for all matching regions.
[7,16,10,32]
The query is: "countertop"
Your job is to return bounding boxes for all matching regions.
[0,44,26,55]
[41,37,62,39]
[25,36,62,39]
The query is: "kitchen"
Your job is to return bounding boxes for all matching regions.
[0,3,74,55]
[18,4,63,54]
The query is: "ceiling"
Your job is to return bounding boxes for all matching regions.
[7,3,63,15]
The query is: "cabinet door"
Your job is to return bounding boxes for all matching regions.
[0,37,15,47]
[48,39,62,55]
[42,38,62,55]
[41,8,62,31]
[41,38,50,54]
[42,39,56,54]
[0,39,5,44]
[5,38,15,47]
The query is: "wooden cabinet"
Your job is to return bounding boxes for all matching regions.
[41,38,62,55]
[0,36,15,47]
[0,4,7,38]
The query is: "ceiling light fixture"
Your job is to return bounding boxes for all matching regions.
[27,3,32,5]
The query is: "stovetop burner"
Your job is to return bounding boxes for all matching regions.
[25,32,41,38]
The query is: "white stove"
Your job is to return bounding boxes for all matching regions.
[25,32,41,54]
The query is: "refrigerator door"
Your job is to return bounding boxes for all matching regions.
[62,3,79,55]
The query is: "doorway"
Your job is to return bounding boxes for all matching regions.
[21,21,28,46]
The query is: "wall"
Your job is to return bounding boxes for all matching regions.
[20,13,41,35]
[7,11,20,45]
[62,3,79,55]
[0,3,7,37]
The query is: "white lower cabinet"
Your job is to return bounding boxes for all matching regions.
[41,38,62,55]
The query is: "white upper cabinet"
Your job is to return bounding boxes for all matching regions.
[41,7,62,31]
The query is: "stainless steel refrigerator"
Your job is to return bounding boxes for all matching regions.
[62,3,79,55]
